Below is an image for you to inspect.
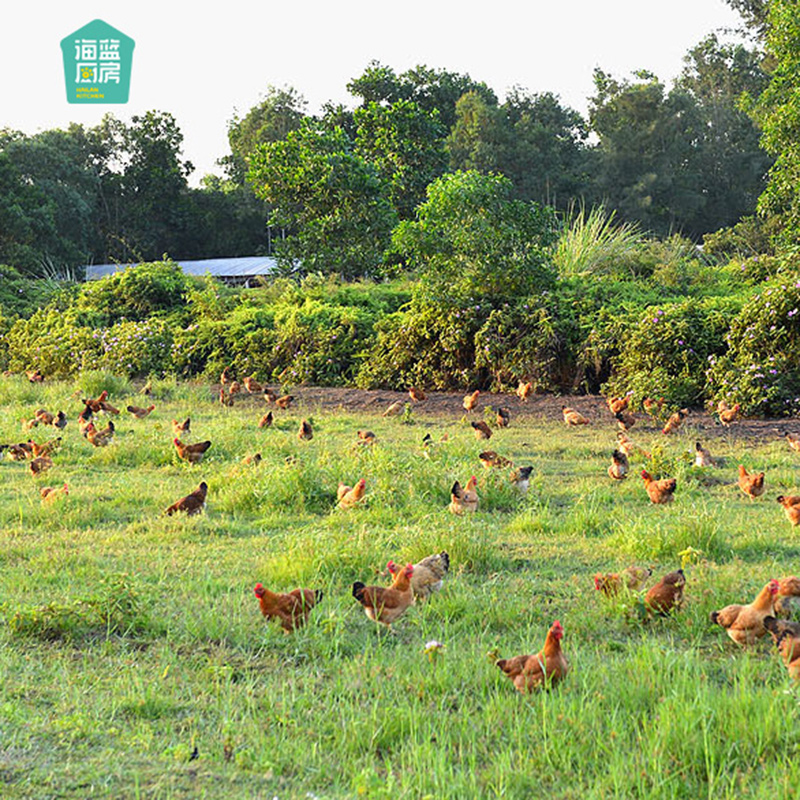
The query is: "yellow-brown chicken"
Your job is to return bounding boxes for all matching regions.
[662,409,689,435]
[258,411,273,429]
[764,616,800,681]
[616,431,649,459]
[496,407,510,428]
[408,387,427,403]
[263,387,277,403]
[81,390,109,414]
[495,620,569,693]
[1,442,32,461]
[29,455,53,477]
[352,562,415,628]
[517,381,533,402]
[243,376,262,393]
[255,583,323,632]
[243,453,262,465]
[337,478,366,509]
[471,420,492,440]
[172,417,190,436]
[219,388,234,407]
[608,449,628,480]
[738,465,765,499]
[775,576,800,617]
[463,390,480,412]
[641,469,677,504]
[643,396,665,418]
[228,381,242,396]
[562,406,590,426]
[357,430,376,445]
[298,419,313,441]
[40,483,68,502]
[275,395,295,410]
[615,409,636,431]
[786,433,800,453]
[711,580,779,645]
[165,482,208,516]
[594,565,652,596]
[719,403,741,426]
[695,441,715,468]
[85,421,115,447]
[220,367,234,386]
[382,400,404,417]
[26,369,44,383]
[644,569,686,615]
[173,438,211,465]
[449,476,479,514]
[35,409,66,428]
[607,395,630,415]
[479,450,513,469]
[127,404,155,419]
[776,495,800,526]
[30,437,61,458]
[405,552,449,601]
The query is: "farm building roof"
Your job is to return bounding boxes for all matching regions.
[84,256,278,280]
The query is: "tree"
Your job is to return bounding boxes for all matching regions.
[392,170,556,307]
[248,121,397,278]
[446,91,507,175]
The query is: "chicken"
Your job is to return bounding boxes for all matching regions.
[86,421,115,447]
[594,566,653,596]
[263,387,278,403]
[1,442,32,461]
[562,406,590,426]
[298,419,313,441]
[776,495,800,526]
[243,376,263,393]
[26,369,44,383]
[172,417,190,436]
[165,482,208,516]
[510,466,533,495]
[173,438,211,465]
[34,409,64,427]
[616,431,649,459]
[662,408,689,435]
[463,390,480,412]
[219,388,234,407]
[22,417,39,431]
[41,483,69,503]
[406,552,450,600]
[517,381,533,402]
[352,562,414,628]
[738,465,765,500]
[786,433,800,453]
[471,420,492,440]
[449,476,479,514]
[127,404,155,419]
[254,583,323,632]
[479,450,513,469]
[495,620,569,693]
[29,455,53,477]
[243,453,262,465]
[228,381,242,396]
[644,569,685,615]
[275,395,295,410]
[382,400,404,417]
[640,469,677,504]
[81,390,109,414]
[711,579,779,645]
[615,409,636,431]
[337,478,366,509]
[220,367,234,386]
[775,576,800,617]
[763,616,800,680]
[695,441,715,468]
[496,407,510,428]
[719,403,741,426]
[98,398,120,415]
[408,387,427,402]
[607,395,631,415]
[643,396,665,418]
[357,430,376,445]
[29,437,61,458]
[258,411,273,429]
[608,449,629,480]
[141,380,153,396]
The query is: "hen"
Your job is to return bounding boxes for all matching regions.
[775,576,800,617]
[607,396,630,415]
[172,417,191,436]
[608,449,629,480]
[254,583,323,632]
[382,400,404,417]
[81,390,109,414]
[644,569,685,615]
[510,465,533,495]
[776,495,800,526]
[471,420,492,440]
[29,455,53,477]
[642,396,665,419]
[86,421,115,447]
[719,403,741,426]
[408,387,427,403]
[165,482,208,516]
[517,381,533,402]
[243,376,263,393]
[174,438,211,465]
[711,580,778,645]
[695,441,715,468]
[352,562,414,628]
[41,483,69,503]
[479,450,513,469]
[449,476,479,514]
[738,465,765,500]
[615,409,636,431]
[127,404,155,419]
[258,411,274,429]
[496,407,510,428]
[662,409,689,435]
[786,433,800,453]
[275,395,295,410]
[562,406,590,426]
[337,478,366,509]
[405,552,449,601]
[463,390,480,412]
[763,616,800,681]
[219,388,234,407]
[594,565,652,596]
[641,469,677,504]
[298,419,313,441]
[495,620,569,693]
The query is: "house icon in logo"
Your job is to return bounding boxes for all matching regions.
[61,19,134,104]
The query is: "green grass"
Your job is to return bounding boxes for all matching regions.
[2,375,800,798]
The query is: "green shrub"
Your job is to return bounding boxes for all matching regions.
[98,318,175,377]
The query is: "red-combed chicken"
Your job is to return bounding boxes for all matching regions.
[644,569,685,616]
[352,562,415,628]
[40,483,68,503]
[449,475,478,514]
[254,583,323,632]
[173,438,211,465]
[641,470,677,504]
[127,404,155,419]
[495,620,570,693]
[776,495,800,526]
[738,465,765,500]
[337,478,366,509]
[764,616,800,681]
[608,449,629,480]
[594,566,652,596]
[562,406,589,426]
[408,387,427,403]
[165,482,208,516]
[401,552,449,601]
[711,580,779,645]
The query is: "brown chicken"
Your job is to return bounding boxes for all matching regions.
[352,562,415,628]
[275,395,295,410]
[127,404,155,419]
[255,583,323,632]
[775,576,800,617]
[408,387,427,402]
[243,453,262,465]
[298,419,314,441]
[172,417,191,436]
[615,409,636,431]
[463,390,480,412]
[174,438,211,465]
[34,409,61,427]
[382,400,404,417]
[30,437,61,458]
[337,478,366,509]
[608,449,629,480]
[26,369,44,383]
[86,421,115,447]
[643,396,665,418]
[40,483,68,502]
[711,580,778,645]
[479,450,513,469]
[404,552,449,601]
[263,387,278,403]
[98,398,120,415]
[607,396,630,415]
[82,390,109,414]
[517,381,533,402]
[644,569,686,616]
[562,406,590,426]
[662,409,689,435]
[496,620,570,693]
[695,441,715,468]
[219,388,234,407]
[471,420,492,440]
[616,431,650,459]
[165,482,208,516]
[641,469,677,504]
[786,433,800,453]
[243,376,263,393]
[449,475,479,514]
[357,430,376,445]
[776,495,800,526]
[1,442,33,461]
[29,455,53,477]
[719,403,741,426]
[228,381,242,396]
[763,616,800,681]
[258,411,274,429]
[220,367,234,386]
[594,566,653,596]
[738,465,765,499]
[496,407,510,428]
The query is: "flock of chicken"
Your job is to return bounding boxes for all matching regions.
[4,374,800,692]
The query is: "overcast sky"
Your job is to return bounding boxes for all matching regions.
[2,1,745,185]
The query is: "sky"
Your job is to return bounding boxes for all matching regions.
[1,1,746,185]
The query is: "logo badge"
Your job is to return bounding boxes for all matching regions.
[61,19,134,104]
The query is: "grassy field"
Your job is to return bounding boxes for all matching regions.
[2,375,800,799]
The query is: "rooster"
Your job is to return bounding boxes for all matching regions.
[738,465,765,500]
[711,580,778,645]
[337,478,366,509]
[495,621,569,693]
[641,469,676,504]
[165,482,208,516]
[471,420,492,440]
[254,583,323,632]
[174,438,211,465]
[449,476,478,514]
[644,569,685,616]
[352,562,415,629]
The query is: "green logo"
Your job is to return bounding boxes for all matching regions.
[60,19,135,104]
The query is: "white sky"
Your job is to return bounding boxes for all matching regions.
[2,1,745,185]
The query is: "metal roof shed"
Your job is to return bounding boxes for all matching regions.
[84,257,278,286]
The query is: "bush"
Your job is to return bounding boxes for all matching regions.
[97,318,175,377]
